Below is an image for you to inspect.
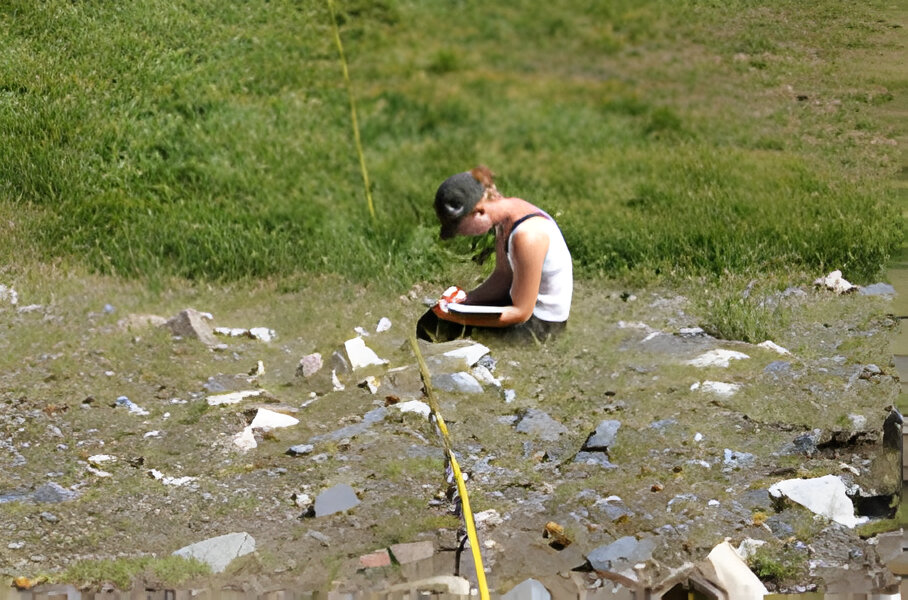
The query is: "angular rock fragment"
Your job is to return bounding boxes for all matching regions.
[172,532,255,573]
[165,309,217,346]
[583,420,621,451]
[704,540,768,599]
[684,349,749,368]
[389,541,434,564]
[344,337,388,369]
[768,474,865,528]
[207,390,264,406]
[502,578,551,600]
[586,535,657,586]
[296,353,323,378]
[359,549,391,568]
[314,483,360,517]
[432,372,483,394]
[515,409,568,442]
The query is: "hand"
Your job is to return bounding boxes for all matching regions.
[437,285,467,313]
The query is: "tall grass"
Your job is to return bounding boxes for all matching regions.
[0,0,901,287]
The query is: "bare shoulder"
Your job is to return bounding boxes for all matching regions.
[511,219,551,253]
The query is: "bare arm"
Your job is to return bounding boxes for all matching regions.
[435,222,549,328]
[463,232,512,305]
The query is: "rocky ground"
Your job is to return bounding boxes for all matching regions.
[0,273,904,597]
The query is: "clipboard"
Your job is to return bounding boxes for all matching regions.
[447,304,505,315]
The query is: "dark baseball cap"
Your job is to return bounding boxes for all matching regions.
[434,171,484,240]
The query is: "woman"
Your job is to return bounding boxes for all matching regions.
[416,165,572,343]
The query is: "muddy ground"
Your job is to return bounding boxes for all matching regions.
[0,274,903,596]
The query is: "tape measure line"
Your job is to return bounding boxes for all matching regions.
[326,0,376,222]
[410,336,490,600]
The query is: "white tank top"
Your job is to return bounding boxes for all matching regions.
[506,214,573,322]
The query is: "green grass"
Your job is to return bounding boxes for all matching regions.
[60,555,211,590]
[0,0,903,287]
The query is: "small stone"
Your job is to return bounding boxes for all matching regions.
[358,548,392,568]
[583,420,621,451]
[376,317,392,332]
[307,530,330,546]
[344,337,388,370]
[297,353,323,378]
[860,282,895,296]
[165,308,218,346]
[287,444,315,456]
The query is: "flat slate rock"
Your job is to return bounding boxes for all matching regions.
[172,532,255,573]
[314,483,360,517]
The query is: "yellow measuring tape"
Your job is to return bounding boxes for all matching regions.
[326,0,376,222]
[410,336,490,600]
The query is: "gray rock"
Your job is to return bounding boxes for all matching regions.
[789,429,821,455]
[165,309,217,346]
[859,283,895,296]
[310,407,387,443]
[764,360,793,376]
[592,497,634,522]
[586,535,657,575]
[583,420,621,451]
[33,483,78,504]
[172,531,256,573]
[329,350,351,375]
[574,451,617,469]
[514,409,568,442]
[432,372,483,394]
[39,512,59,523]
[286,444,315,456]
[649,419,677,431]
[314,483,360,517]
[723,448,755,469]
[502,578,551,600]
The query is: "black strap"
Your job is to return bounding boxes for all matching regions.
[505,212,548,255]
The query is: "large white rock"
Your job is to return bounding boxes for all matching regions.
[233,409,300,452]
[685,349,750,368]
[250,408,299,429]
[757,340,791,355]
[442,342,490,366]
[706,540,768,599]
[692,381,741,396]
[344,337,388,369]
[814,270,857,294]
[207,390,265,406]
[173,532,256,573]
[768,474,865,528]
[395,400,431,419]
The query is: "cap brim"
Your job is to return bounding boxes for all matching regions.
[439,220,459,240]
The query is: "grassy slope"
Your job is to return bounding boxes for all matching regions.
[0,0,903,287]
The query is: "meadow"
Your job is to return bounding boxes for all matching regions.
[0,0,903,289]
